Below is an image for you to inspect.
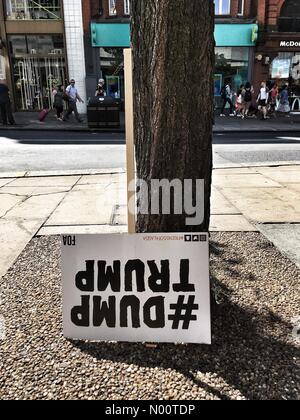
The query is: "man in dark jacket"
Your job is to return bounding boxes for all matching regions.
[0,81,15,126]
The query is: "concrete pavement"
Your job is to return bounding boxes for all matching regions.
[0,164,299,278]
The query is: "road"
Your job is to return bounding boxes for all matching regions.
[0,130,300,173]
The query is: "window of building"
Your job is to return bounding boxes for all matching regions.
[215,0,231,16]
[215,47,250,100]
[7,34,66,111]
[278,0,300,32]
[8,35,64,57]
[124,0,130,15]
[5,0,61,20]
[237,0,244,16]
[271,52,300,96]
[109,0,117,16]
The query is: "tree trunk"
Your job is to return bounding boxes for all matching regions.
[131,0,214,233]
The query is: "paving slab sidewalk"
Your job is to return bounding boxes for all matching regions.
[0,165,299,279]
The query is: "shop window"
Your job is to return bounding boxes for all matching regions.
[215,0,231,16]
[8,35,27,57]
[279,0,300,32]
[7,34,66,111]
[271,53,300,96]
[100,47,125,101]
[215,47,250,102]
[5,0,61,20]
[8,35,64,56]
[109,0,117,16]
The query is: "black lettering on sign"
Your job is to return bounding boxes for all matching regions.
[173,259,195,292]
[63,235,76,246]
[125,260,145,292]
[93,296,116,328]
[148,260,170,293]
[120,296,141,328]
[143,297,165,328]
[98,261,121,292]
[75,261,95,292]
[70,258,199,330]
[71,295,90,327]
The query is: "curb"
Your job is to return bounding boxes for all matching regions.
[214,129,300,134]
[0,126,126,134]
[0,163,299,179]
[0,168,127,179]
[1,127,300,134]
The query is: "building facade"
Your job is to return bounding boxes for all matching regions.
[214,0,258,104]
[254,0,300,105]
[0,0,86,113]
[2,1,299,113]
[87,1,258,106]
[84,0,130,103]
[87,0,300,108]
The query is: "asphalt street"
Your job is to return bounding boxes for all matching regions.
[0,130,300,172]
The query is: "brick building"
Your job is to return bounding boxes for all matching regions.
[214,0,258,105]
[3,1,298,113]
[85,1,258,104]
[83,0,130,100]
[84,1,300,108]
[253,0,300,105]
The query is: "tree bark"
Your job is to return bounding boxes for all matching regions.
[131,0,214,233]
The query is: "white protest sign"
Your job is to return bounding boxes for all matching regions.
[62,233,211,344]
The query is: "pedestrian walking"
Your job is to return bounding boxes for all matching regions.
[63,79,84,123]
[95,79,106,98]
[243,82,254,118]
[257,82,269,120]
[53,85,64,121]
[236,84,246,118]
[277,85,291,117]
[0,80,15,126]
[220,81,235,117]
[269,83,279,116]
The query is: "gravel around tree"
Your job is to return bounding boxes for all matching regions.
[0,233,299,400]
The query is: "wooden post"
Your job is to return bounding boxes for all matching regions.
[124,48,136,234]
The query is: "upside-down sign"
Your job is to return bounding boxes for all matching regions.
[62,233,211,344]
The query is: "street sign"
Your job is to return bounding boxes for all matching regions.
[62,233,211,344]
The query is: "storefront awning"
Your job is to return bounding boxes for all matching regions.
[215,24,258,47]
[91,23,258,48]
[91,23,131,48]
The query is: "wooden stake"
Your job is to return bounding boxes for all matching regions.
[124,48,136,234]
